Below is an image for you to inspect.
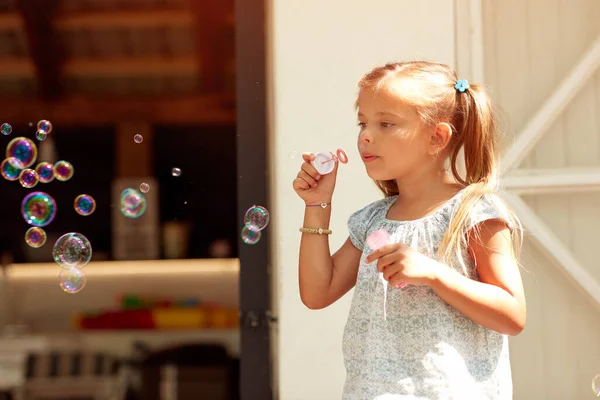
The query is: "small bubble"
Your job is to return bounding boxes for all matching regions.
[54,160,74,181]
[74,194,96,216]
[35,130,47,141]
[1,123,12,135]
[59,268,87,294]
[28,122,33,127]
[120,188,146,218]
[36,120,52,134]
[171,167,181,177]
[1,157,24,181]
[241,225,261,245]
[593,374,600,397]
[139,182,150,193]
[25,227,47,248]
[244,205,269,231]
[19,169,39,188]
[289,150,298,160]
[35,162,55,183]
[134,134,143,144]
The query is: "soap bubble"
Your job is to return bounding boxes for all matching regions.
[25,227,47,248]
[139,182,150,193]
[19,168,39,188]
[6,137,37,168]
[35,162,55,183]
[21,191,57,227]
[1,123,12,135]
[59,268,87,294]
[241,225,261,245]
[1,157,24,181]
[54,160,74,181]
[36,120,52,134]
[134,134,143,144]
[74,194,96,216]
[289,150,298,159]
[35,130,47,141]
[593,374,600,397]
[171,167,181,177]
[53,232,92,269]
[244,205,270,231]
[120,188,146,218]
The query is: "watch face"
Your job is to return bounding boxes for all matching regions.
[312,152,334,175]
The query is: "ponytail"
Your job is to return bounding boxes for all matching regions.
[440,84,522,271]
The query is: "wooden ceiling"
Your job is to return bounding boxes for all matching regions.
[0,0,235,125]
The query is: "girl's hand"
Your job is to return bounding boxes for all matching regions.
[292,152,339,205]
[365,243,440,287]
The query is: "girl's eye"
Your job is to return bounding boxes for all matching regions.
[380,122,394,128]
[357,122,366,130]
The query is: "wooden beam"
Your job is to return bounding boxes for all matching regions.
[0,94,235,125]
[54,9,193,30]
[502,191,600,311]
[15,0,64,99]
[0,13,23,32]
[0,57,199,79]
[63,57,198,77]
[500,35,600,175]
[502,167,600,195]
[0,58,34,77]
[190,0,235,92]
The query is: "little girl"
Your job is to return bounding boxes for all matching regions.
[293,61,526,399]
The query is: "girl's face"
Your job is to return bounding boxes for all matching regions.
[356,88,432,181]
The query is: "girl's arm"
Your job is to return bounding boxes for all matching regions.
[429,219,526,335]
[299,207,362,309]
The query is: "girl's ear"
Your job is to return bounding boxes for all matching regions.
[428,122,453,155]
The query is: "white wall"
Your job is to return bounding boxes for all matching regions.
[269,2,455,398]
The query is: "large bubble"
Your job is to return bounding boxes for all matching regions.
[6,137,37,168]
[1,157,24,181]
[120,188,146,218]
[21,191,57,227]
[244,205,269,231]
[53,232,92,269]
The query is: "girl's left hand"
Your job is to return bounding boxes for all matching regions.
[364,243,440,287]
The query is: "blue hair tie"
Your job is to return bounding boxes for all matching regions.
[455,79,470,93]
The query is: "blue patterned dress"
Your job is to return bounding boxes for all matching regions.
[342,191,513,399]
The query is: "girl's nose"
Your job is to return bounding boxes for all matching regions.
[359,131,372,144]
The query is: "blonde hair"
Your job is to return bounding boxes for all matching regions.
[357,61,522,267]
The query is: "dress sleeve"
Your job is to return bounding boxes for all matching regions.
[347,199,388,250]
[467,194,514,232]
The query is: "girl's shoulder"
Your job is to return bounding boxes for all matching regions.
[349,196,395,224]
[347,196,395,250]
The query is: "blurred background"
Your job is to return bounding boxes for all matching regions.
[0,0,242,399]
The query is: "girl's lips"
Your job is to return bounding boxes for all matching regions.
[361,155,379,162]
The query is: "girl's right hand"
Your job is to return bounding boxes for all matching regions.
[293,152,339,205]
